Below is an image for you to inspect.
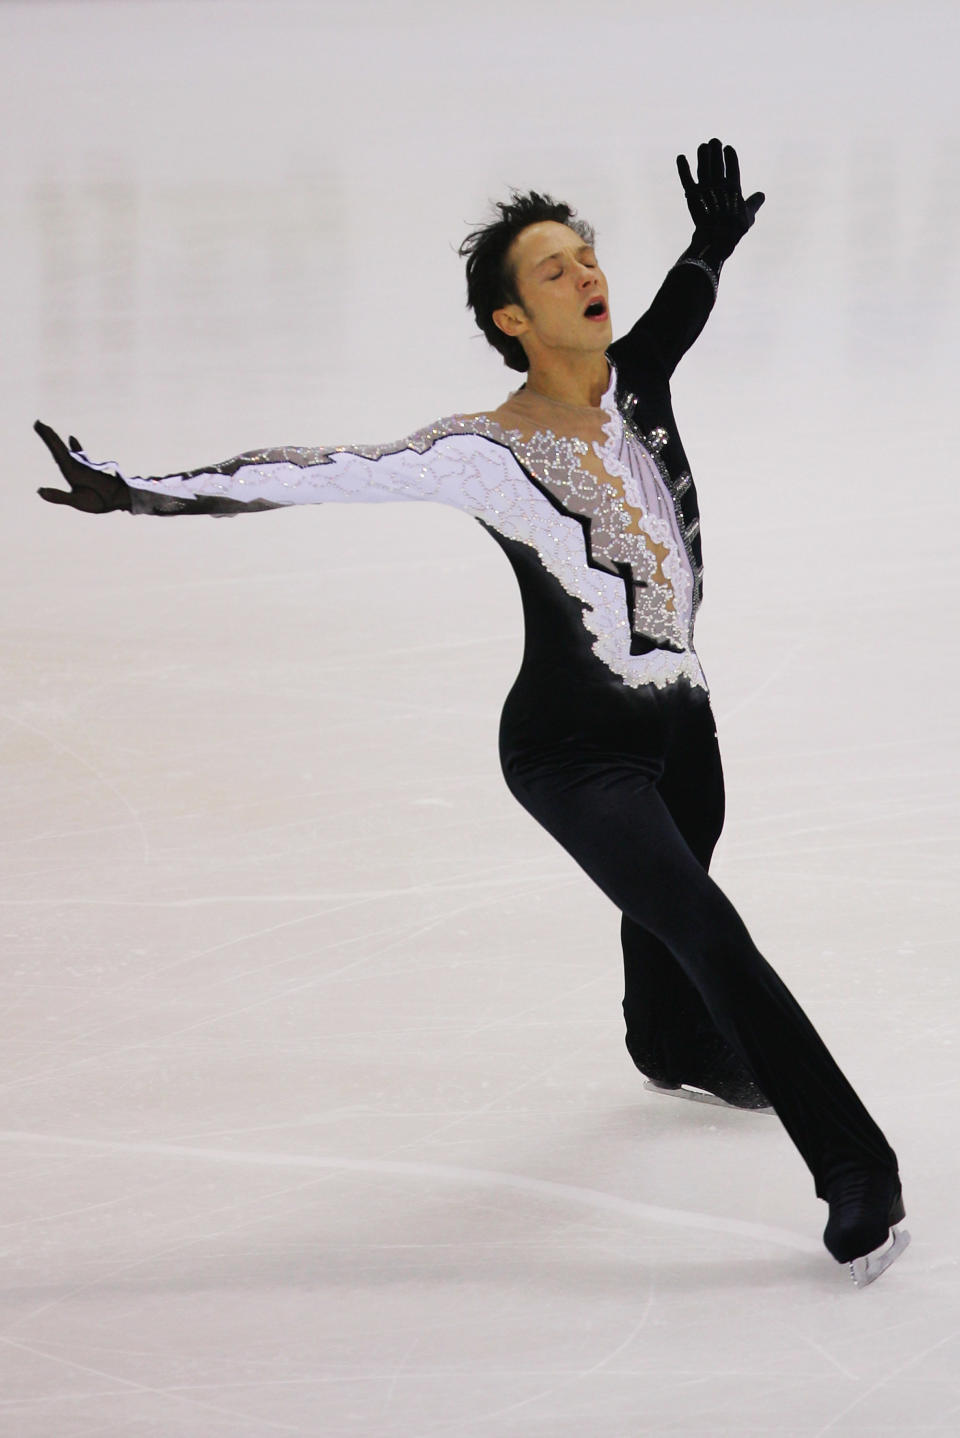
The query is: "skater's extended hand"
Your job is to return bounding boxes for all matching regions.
[34,421,132,513]
[676,139,764,260]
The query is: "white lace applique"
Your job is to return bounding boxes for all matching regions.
[389,416,706,692]
[108,413,707,692]
[449,409,687,652]
[593,381,693,645]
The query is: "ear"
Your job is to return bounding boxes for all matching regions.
[492,303,528,340]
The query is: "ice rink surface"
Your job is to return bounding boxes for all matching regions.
[2,0,959,1432]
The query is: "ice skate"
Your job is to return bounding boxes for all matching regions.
[848,1226,911,1287]
[823,1165,910,1286]
[643,1077,775,1114]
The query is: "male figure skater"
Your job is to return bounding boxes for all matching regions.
[35,139,909,1285]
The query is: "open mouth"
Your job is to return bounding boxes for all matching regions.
[584,298,608,321]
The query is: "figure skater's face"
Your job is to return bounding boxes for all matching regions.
[493,221,612,363]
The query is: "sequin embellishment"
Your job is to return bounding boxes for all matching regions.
[675,256,721,298]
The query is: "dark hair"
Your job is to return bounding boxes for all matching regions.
[458,191,595,373]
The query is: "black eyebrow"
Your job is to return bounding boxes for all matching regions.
[532,244,595,271]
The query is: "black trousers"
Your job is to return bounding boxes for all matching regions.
[499,676,897,1198]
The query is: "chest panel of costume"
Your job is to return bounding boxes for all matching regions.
[319,411,706,690]
[475,375,697,651]
[114,364,707,691]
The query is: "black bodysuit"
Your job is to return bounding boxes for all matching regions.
[72,257,898,1196]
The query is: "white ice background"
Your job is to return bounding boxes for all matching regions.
[1,1,959,1434]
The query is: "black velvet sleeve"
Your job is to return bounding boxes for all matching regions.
[610,248,720,381]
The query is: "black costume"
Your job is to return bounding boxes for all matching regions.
[55,251,901,1214]
[35,139,908,1275]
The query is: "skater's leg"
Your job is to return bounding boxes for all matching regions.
[503,748,898,1197]
[620,694,766,1106]
[622,917,771,1107]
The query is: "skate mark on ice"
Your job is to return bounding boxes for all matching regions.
[0,1161,349,1340]
[0,865,565,910]
[797,1332,859,1381]
[0,884,498,1082]
[810,1328,960,1438]
[0,901,394,1089]
[378,1334,423,1419]
[0,901,355,1089]
[0,1334,303,1432]
[0,872,565,1089]
[424,1285,656,1436]
[386,1028,599,1156]
[713,637,811,727]
[0,708,152,863]
[0,1129,822,1255]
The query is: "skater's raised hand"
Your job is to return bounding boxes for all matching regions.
[676,139,764,260]
[35,421,132,513]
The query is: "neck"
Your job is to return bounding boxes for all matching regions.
[523,351,610,409]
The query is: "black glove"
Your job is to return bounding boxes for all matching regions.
[35,421,132,513]
[676,139,764,265]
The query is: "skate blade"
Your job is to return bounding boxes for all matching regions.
[849,1225,911,1288]
[643,1078,774,1115]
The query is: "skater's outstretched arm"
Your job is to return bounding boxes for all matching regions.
[34,416,493,519]
[613,139,764,379]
